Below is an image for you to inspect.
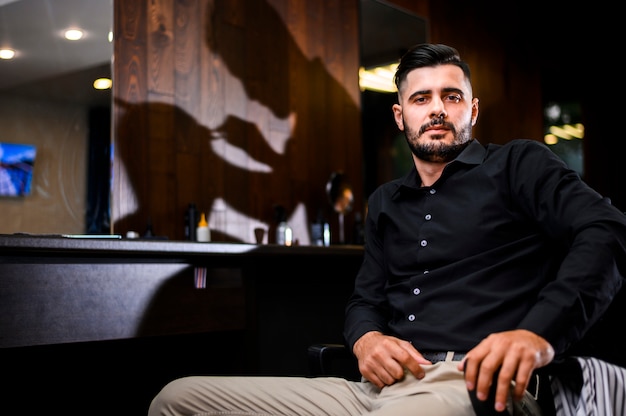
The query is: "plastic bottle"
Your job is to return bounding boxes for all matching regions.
[353,212,365,245]
[196,212,210,242]
[185,203,198,241]
[311,220,324,246]
[274,205,293,246]
[323,221,331,247]
[311,209,330,246]
[276,220,293,246]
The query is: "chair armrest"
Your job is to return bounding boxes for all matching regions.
[465,367,511,416]
[465,364,557,416]
[307,343,359,380]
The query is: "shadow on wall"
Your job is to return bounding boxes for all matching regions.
[114,100,297,242]
[113,0,362,244]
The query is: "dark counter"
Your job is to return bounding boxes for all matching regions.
[0,234,364,415]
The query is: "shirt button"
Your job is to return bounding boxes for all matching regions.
[413,288,421,295]
[429,189,436,195]
[425,214,431,220]
[408,314,416,321]
[420,240,427,247]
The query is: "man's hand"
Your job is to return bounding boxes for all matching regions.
[458,329,555,413]
[353,331,432,388]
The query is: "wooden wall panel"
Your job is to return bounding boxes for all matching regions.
[113,0,363,243]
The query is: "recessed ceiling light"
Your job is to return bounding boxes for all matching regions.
[0,48,15,60]
[64,29,84,41]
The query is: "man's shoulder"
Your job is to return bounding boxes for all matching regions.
[487,138,546,151]
[372,176,405,196]
[484,139,553,161]
[366,175,409,209]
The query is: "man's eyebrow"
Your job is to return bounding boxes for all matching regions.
[406,87,464,101]
[442,87,464,96]
[407,89,430,101]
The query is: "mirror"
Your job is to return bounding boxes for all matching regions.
[326,171,354,244]
[0,0,112,235]
[359,0,427,197]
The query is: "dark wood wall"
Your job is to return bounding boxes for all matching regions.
[388,0,544,145]
[112,0,625,244]
[419,0,624,211]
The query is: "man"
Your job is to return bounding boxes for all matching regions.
[149,43,626,415]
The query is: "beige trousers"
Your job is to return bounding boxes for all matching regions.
[148,359,474,416]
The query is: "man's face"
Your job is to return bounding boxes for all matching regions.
[392,64,479,163]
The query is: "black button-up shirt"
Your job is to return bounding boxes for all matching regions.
[344,139,626,356]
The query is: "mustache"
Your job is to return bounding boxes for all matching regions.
[418,117,455,136]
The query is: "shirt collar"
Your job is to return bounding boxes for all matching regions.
[454,138,486,165]
[393,139,486,197]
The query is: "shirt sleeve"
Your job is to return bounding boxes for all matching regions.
[508,140,626,355]
[343,186,393,350]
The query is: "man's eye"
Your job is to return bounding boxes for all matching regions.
[445,95,461,102]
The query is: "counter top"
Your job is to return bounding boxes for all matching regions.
[0,233,364,260]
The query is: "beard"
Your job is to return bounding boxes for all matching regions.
[404,117,473,163]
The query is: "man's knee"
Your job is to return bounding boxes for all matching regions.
[148,377,198,416]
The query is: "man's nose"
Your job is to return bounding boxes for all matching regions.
[429,99,447,120]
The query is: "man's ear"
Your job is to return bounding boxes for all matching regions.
[471,97,479,126]
[392,104,404,131]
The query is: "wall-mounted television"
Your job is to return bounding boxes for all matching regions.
[0,142,37,197]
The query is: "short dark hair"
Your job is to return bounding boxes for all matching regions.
[394,43,471,91]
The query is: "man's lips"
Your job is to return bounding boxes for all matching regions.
[426,126,448,133]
